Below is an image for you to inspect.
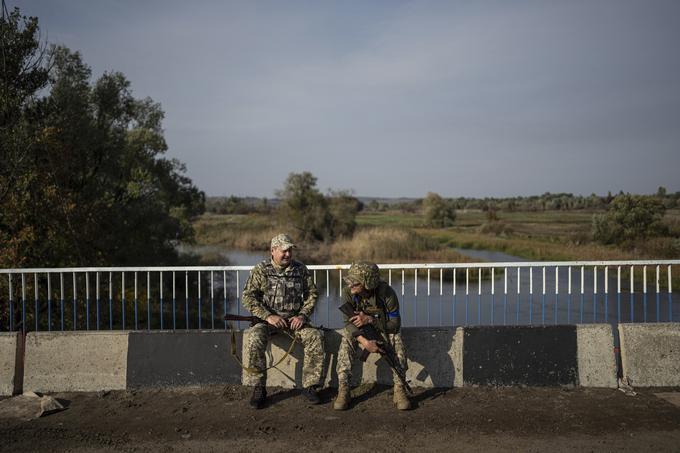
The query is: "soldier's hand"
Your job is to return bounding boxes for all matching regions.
[289,315,305,330]
[349,311,373,328]
[358,337,383,354]
[266,314,288,329]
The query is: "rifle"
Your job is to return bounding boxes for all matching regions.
[222,313,331,375]
[223,313,265,327]
[222,314,332,331]
[338,302,412,394]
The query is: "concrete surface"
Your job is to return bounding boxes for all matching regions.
[576,324,617,388]
[462,326,578,386]
[0,333,20,396]
[401,327,464,388]
[619,323,680,387]
[127,330,242,387]
[14,324,679,391]
[23,331,129,392]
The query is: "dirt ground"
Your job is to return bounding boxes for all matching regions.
[1,385,680,452]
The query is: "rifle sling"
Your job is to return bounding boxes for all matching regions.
[228,323,298,375]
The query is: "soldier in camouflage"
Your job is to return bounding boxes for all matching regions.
[334,261,411,411]
[241,233,324,409]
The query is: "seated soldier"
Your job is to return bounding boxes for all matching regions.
[241,233,324,409]
[334,261,411,411]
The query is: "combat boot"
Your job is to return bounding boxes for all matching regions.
[393,384,411,410]
[302,386,321,404]
[333,383,351,411]
[249,384,267,409]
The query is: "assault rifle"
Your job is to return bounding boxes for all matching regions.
[338,302,412,394]
[223,314,332,331]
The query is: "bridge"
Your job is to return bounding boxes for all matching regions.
[1,260,678,332]
[1,260,679,396]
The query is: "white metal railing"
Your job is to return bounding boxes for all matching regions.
[1,260,678,331]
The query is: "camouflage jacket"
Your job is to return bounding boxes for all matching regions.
[342,281,401,337]
[242,259,318,321]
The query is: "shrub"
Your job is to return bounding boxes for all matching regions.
[592,194,665,245]
[423,192,456,227]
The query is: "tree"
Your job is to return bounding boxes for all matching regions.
[0,9,204,268]
[327,190,360,238]
[277,172,332,241]
[592,194,666,245]
[276,172,358,241]
[0,8,51,207]
[422,192,456,228]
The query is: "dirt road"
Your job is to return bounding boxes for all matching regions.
[2,385,680,452]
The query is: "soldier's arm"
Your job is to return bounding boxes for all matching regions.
[340,291,362,337]
[298,264,318,321]
[241,265,273,321]
[383,286,402,334]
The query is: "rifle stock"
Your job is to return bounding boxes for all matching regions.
[223,314,263,326]
[338,302,412,394]
[223,314,332,332]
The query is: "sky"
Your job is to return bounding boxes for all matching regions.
[15,0,680,198]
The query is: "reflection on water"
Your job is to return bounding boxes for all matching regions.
[175,264,679,330]
[454,248,529,263]
[173,244,679,329]
[177,244,266,266]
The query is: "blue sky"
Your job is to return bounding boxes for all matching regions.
[16,0,680,198]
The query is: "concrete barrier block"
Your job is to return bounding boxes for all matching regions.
[0,333,21,396]
[242,327,463,389]
[393,327,462,388]
[338,327,463,388]
[337,327,461,388]
[127,331,242,387]
[463,326,578,386]
[241,328,323,389]
[24,332,129,392]
[576,324,617,388]
[619,323,680,387]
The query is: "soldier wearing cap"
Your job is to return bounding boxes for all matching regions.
[334,261,411,411]
[241,233,324,409]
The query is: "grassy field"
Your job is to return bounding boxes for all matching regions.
[192,209,680,263]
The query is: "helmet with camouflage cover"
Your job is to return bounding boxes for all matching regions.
[345,261,381,290]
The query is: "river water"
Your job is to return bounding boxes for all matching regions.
[176,245,679,329]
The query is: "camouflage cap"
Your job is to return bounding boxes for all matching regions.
[345,261,381,290]
[270,233,296,250]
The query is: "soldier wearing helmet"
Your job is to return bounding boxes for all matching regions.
[242,233,324,409]
[334,261,411,410]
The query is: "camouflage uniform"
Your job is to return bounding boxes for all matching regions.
[336,262,408,386]
[242,257,324,388]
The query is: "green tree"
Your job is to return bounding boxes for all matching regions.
[327,190,360,238]
[592,194,666,245]
[276,172,358,241]
[0,8,50,211]
[277,172,332,241]
[0,9,204,268]
[422,192,456,228]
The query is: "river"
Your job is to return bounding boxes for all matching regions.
[176,244,678,328]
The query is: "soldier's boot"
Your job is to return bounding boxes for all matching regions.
[333,383,351,411]
[302,386,321,404]
[393,384,411,411]
[249,384,267,409]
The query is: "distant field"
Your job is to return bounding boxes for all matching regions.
[192,209,680,263]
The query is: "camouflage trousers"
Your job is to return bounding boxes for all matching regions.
[244,323,324,388]
[336,329,407,386]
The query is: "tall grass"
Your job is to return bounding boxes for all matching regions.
[330,227,474,264]
[193,213,279,250]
